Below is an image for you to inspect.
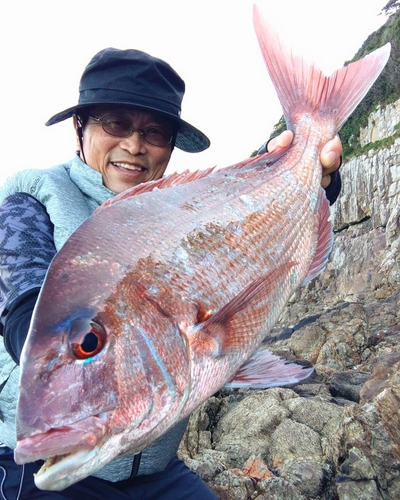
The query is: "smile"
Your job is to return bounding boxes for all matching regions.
[112,162,145,172]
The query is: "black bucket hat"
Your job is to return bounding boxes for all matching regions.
[45,48,210,153]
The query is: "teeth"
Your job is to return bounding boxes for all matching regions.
[112,162,144,171]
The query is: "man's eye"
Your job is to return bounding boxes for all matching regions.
[146,127,165,137]
[103,116,130,129]
[109,119,127,128]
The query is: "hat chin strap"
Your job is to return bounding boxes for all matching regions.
[75,115,87,164]
[77,127,87,164]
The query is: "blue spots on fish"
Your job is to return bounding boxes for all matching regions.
[52,307,94,334]
[126,219,139,226]
[290,269,300,287]
[309,192,318,211]
[238,194,265,213]
[175,247,189,261]
[173,246,195,275]
[238,194,253,207]
[75,356,97,365]
[135,324,189,410]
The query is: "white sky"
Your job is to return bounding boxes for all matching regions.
[1,0,388,185]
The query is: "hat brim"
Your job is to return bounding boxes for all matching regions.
[45,103,210,153]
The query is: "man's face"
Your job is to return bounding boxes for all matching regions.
[77,106,174,194]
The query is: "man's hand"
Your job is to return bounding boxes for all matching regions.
[267,130,342,188]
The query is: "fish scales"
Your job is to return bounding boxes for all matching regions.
[56,160,313,308]
[13,5,391,491]
[105,165,314,304]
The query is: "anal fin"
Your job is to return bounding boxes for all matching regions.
[226,347,313,389]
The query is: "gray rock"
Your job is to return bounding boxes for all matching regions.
[336,479,381,500]
[329,371,371,403]
[178,98,400,499]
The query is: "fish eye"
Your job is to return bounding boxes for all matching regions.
[68,319,106,359]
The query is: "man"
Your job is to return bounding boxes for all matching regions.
[0,47,341,499]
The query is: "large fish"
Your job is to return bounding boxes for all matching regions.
[14,6,390,491]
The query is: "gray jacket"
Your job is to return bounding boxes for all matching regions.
[0,155,188,481]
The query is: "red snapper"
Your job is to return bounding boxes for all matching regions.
[14,6,390,491]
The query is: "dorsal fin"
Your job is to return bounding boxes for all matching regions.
[95,166,217,213]
[95,145,291,214]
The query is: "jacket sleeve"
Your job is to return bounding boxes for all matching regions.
[323,168,342,205]
[0,193,56,363]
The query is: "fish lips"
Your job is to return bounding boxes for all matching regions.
[14,414,106,465]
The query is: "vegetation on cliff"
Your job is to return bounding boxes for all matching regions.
[340,5,400,158]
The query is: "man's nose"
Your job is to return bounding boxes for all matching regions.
[119,130,146,154]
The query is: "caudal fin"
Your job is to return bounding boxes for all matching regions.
[253,5,391,133]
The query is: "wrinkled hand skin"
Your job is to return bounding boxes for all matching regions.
[267,130,342,189]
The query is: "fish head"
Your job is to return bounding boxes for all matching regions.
[14,252,192,490]
[16,307,116,434]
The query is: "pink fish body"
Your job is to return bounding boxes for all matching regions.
[14,6,390,491]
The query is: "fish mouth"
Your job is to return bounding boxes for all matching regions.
[34,447,100,491]
[14,415,106,489]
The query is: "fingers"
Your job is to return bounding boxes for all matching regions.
[320,134,342,188]
[320,134,342,173]
[321,172,332,188]
[266,131,342,190]
[266,130,294,152]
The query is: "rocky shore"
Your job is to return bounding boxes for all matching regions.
[179,103,400,499]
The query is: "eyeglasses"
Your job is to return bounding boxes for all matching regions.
[84,114,174,147]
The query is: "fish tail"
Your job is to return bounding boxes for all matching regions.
[253,5,391,133]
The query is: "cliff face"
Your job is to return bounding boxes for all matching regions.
[359,99,400,147]
[280,98,400,321]
[334,98,400,240]
[179,101,400,499]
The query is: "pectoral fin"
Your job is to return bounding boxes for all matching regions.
[188,262,295,356]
